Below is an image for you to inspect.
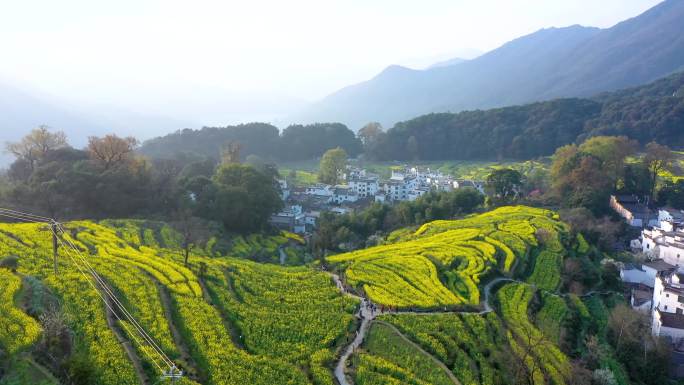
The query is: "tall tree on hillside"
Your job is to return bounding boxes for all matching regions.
[579,136,637,189]
[212,163,283,233]
[318,147,347,185]
[87,135,139,171]
[643,141,674,202]
[550,144,612,214]
[358,122,383,147]
[485,168,523,203]
[5,125,68,171]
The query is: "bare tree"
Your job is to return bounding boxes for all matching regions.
[512,325,547,385]
[171,209,211,266]
[5,125,68,171]
[87,134,139,171]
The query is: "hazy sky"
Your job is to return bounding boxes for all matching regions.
[0,0,664,123]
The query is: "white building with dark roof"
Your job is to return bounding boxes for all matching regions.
[610,195,656,227]
[652,269,684,344]
[332,186,358,204]
[642,223,684,271]
[348,177,379,198]
[654,309,684,342]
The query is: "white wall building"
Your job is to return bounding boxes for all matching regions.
[642,223,684,271]
[653,309,684,342]
[305,184,333,197]
[408,187,430,201]
[621,264,658,288]
[349,177,379,198]
[332,186,359,204]
[659,208,684,227]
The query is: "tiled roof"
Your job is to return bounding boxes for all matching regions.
[659,310,684,329]
[643,259,676,272]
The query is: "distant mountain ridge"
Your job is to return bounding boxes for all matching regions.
[293,0,684,130]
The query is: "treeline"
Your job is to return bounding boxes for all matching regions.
[364,71,684,161]
[139,71,684,164]
[140,122,362,162]
[0,127,283,234]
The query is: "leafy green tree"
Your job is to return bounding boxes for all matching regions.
[485,168,523,202]
[643,141,674,201]
[318,147,347,185]
[212,163,283,233]
[579,136,637,189]
[550,141,614,214]
[620,163,651,196]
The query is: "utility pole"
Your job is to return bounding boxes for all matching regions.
[51,221,58,275]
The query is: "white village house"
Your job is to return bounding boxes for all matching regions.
[653,270,684,342]
[626,213,684,346]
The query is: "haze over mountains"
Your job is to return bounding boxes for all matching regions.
[294,0,684,130]
[2,0,682,167]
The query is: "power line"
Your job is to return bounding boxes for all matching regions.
[0,209,182,381]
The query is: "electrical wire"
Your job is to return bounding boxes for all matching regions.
[0,208,180,377]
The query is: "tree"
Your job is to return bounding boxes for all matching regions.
[566,157,612,213]
[318,147,347,185]
[485,168,523,202]
[171,209,211,266]
[221,141,242,164]
[358,122,383,147]
[5,126,68,171]
[212,163,283,233]
[620,163,651,196]
[0,256,19,271]
[550,143,612,214]
[87,134,139,170]
[643,141,674,202]
[579,136,637,189]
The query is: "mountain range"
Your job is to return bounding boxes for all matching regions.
[293,0,684,130]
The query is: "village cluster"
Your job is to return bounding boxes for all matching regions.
[269,166,485,234]
[612,195,684,359]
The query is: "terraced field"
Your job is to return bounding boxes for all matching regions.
[328,206,569,309]
[354,281,574,385]
[0,220,355,385]
[0,206,592,385]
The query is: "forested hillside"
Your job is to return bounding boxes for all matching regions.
[366,71,684,161]
[139,123,362,162]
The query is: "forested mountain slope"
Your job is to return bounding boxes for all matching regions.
[368,70,684,161]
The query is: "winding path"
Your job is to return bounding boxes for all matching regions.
[330,274,518,385]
